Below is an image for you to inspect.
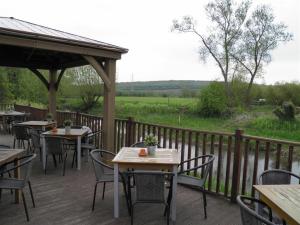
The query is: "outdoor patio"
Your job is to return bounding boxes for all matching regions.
[0,134,240,225]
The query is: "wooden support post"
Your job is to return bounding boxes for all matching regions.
[48,70,57,120]
[231,129,244,202]
[126,117,134,147]
[103,59,116,153]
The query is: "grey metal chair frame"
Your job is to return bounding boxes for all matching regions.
[44,136,69,176]
[12,125,31,151]
[259,169,300,185]
[29,129,42,160]
[237,195,276,225]
[0,154,36,221]
[125,170,173,225]
[90,149,130,213]
[167,154,214,219]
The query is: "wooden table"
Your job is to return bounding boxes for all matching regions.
[112,147,180,222]
[254,185,300,225]
[41,128,89,170]
[0,148,25,203]
[17,120,56,131]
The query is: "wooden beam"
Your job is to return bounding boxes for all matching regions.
[0,34,122,59]
[28,68,49,89]
[55,68,66,90]
[83,55,112,90]
[48,70,57,120]
[102,59,116,152]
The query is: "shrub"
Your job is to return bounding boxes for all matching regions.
[273,101,296,121]
[197,82,228,117]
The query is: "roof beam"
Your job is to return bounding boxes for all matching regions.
[0,34,122,59]
[28,67,49,89]
[83,55,111,91]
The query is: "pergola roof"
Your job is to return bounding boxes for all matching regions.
[0,17,128,69]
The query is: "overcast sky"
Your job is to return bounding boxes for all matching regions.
[2,0,300,84]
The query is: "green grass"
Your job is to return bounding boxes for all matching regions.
[51,96,300,142]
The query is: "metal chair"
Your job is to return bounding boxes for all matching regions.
[165,154,214,219]
[44,136,69,176]
[90,149,130,213]
[12,125,31,151]
[258,169,300,224]
[126,170,173,225]
[0,154,36,221]
[259,169,300,185]
[29,129,42,160]
[237,195,276,225]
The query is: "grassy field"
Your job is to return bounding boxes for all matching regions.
[35,96,300,142]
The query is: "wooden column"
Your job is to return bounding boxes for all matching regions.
[103,59,116,152]
[48,69,57,120]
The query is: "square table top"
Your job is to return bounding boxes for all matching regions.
[112,147,180,166]
[42,128,88,137]
[254,184,300,225]
[17,120,56,127]
[0,149,25,166]
[0,111,25,116]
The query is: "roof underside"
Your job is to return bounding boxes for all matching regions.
[0,17,128,70]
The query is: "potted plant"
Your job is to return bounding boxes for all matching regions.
[46,113,53,122]
[144,134,158,156]
[63,119,72,133]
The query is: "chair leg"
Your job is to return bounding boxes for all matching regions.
[28,181,35,208]
[21,190,30,221]
[92,183,98,211]
[131,204,134,225]
[164,188,172,216]
[102,182,106,200]
[62,153,67,176]
[13,139,16,148]
[167,205,170,225]
[44,155,48,175]
[71,151,76,168]
[52,154,57,168]
[202,189,207,219]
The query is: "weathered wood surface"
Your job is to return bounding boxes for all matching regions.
[0,134,241,225]
[254,185,300,225]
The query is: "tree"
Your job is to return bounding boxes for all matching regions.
[172,0,251,102]
[68,66,103,112]
[231,5,292,105]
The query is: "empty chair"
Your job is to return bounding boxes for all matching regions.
[44,136,69,176]
[29,129,42,160]
[0,154,36,221]
[13,125,31,151]
[237,195,276,225]
[166,154,214,219]
[126,170,173,225]
[89,149,129,212]
[259,169,300,185]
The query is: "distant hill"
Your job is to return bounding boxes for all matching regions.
[116,80,211,97]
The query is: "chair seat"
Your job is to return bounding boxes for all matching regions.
[0,178,25,189]
[177,174,205,188]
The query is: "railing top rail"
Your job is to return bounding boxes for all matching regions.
[242,134,300,146]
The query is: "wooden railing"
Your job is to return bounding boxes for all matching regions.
[14,104,300,202]
[0,103,14,111]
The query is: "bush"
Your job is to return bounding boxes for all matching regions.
[197,82,228,117]
[273,101,296,121]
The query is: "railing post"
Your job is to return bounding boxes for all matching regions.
[126,117,134,147]
[231,129,244,202]
[76,111,80,125]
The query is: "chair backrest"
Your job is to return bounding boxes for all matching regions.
[20,154,36,183]
[13,125,30,140]
[259,169,300,185]
[237,195,275,225]
[128,170,173,203]
[0,144,11,149]
[90,149,115,181]
[30,130,41,150]
[45,136,65,155]
[200,155,214,182]
[131,141,161,148]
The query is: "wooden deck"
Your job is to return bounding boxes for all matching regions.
[0,134,241,225]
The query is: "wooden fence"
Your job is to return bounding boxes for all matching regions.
[14,104,300,202]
